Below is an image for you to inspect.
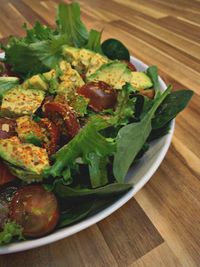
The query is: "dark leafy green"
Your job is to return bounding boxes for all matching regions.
[58,197,117,228]
[113,85,172,182]
[55,181,132,198]
[101,38,130,60]
[152,89,194,129]
[146,65,159,90]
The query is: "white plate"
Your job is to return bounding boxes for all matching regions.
[0,55,174,254]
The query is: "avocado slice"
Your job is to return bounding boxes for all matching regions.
[56,61,84,95]
[0,77,19,99]
[1,87,45,117]
[62,46,109,75]
[0,137,49,182]
[87,61,132,89]
[131,72,153,90]
[23,74,48,91]
[16,116,44,146]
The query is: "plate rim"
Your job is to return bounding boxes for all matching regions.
[0,55,175,254]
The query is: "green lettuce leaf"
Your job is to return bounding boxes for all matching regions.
[46,116,116,178]
[85,29,103,54]
[56,2,88,47]
[0,221,24,245]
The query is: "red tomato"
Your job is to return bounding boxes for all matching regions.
[39,118,60,155]
[9,185,59,237]
[43,101,80,139]
[77,81,117,112]
[0,162,16,186]
[0,118,16,139]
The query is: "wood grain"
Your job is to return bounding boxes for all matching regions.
[0,1,200,266]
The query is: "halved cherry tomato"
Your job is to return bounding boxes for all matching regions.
[77,81,117,112]
[9,185,59,237]
[39,118,60,155]
[0,118,16,139]
[43,101,80,139]
[123,60,137,72]
[0,162,16,186]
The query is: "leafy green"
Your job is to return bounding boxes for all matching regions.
[113,85,172,182]
[0,77,19,99]
[22,21,55,43]
[88,153,109,188]
[0,221,24,245]
[56,2,88,47]
[152,89,194,129]
[58,196,120,228]
[3,35,67,76]
[85,29,103,54]
[114,83,136,125]
[55,181,132,198]
[101,38,130,60]
[46,116,116,178]
[146,66,159,90]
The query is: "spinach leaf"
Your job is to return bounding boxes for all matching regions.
[152,89,194,129]
[55,181,132,198]
[113,85,172,182]
[146,66,159,90]
[58,197,116,228]
[88,153,109,188]
[85,29,103,54]
[101,38,130,61]
[56,2,88,47]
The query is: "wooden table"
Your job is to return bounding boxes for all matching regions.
[0,0,199,266]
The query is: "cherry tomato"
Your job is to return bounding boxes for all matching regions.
[43,101,80,139]
[0,162,16,186]
[0,118,16,139]
[9,185,59,237]
[77,81,117,112]
[123,60,137,71]
[39,118,60,155]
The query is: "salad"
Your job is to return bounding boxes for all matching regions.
[0,3,193,245]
